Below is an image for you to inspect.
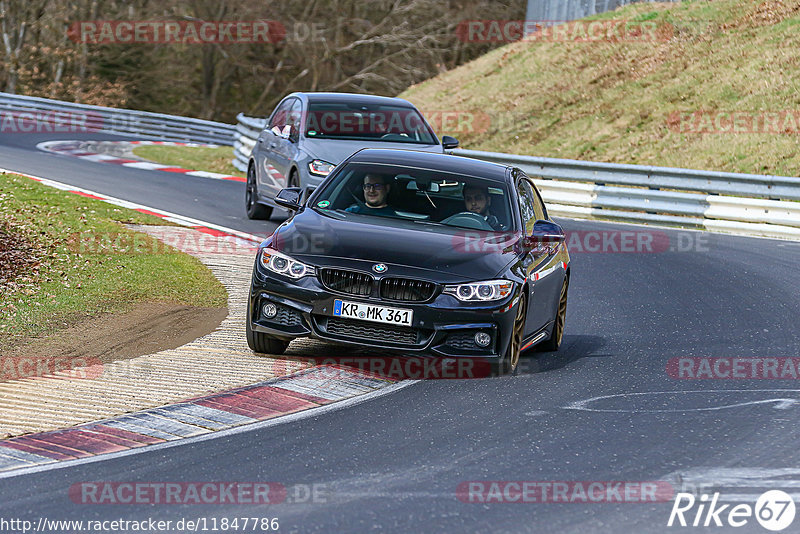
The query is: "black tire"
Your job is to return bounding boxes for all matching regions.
[246,163,273,220]
[246,315,289,355]
[537,275,569,352]
[494,292,527,376]
[288,169,299,189]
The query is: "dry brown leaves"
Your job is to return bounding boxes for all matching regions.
[0,221,43,292]
[0,218,45,326]
[725,0,800,29]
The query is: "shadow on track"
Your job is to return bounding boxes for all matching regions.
[517,334,611,375]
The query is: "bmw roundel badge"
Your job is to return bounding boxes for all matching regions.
[373,263,387,273]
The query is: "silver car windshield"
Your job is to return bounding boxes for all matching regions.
[305,102,437,145]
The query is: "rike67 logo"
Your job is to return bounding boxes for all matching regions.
[668,490,796,531]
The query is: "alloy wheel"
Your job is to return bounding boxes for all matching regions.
[554,278,568,346]
[246,165,256,210]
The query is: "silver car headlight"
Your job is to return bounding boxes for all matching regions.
[308,159,335,177]
[259,247,315,279]
[443,280,514,302]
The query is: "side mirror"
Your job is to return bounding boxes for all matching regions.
[441,135,459,150]
[523,220,565,254]
[275,187,302,211]
[532,220,565,241]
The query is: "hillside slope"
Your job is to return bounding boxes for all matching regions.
[401,0,800,176]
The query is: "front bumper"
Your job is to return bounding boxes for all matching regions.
[249,265,519,361]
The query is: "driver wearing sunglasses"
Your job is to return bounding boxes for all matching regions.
[345,173,398,217]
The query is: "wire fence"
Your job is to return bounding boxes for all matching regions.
[524,0,680,25]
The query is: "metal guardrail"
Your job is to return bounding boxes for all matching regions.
[453,149,800,240]
[0,92,236,145]
[233,113,266,173]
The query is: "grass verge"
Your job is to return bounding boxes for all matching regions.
[0,171,227,348]
[401,0,800,177]
[132,145,242,177]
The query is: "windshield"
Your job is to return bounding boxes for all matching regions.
[311,162,514,232]
[304,102,437,145]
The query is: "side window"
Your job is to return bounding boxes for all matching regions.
[287,99,303,135]
[527,178,546,221]
[516,178,536,234]
[268,98,295,131]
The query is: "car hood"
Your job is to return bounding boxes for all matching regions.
[301,138,443,166]
[270,208,521,282]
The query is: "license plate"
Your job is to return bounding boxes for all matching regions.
[333,299,413,326]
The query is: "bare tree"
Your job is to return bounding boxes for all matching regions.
[0,0,523,120]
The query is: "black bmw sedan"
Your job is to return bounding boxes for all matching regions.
[246,149,570,375]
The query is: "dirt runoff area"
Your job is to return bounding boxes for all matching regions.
[1,303,227,382]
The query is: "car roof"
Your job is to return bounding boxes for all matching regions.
[290,92,417,108]
[347,149,511,183]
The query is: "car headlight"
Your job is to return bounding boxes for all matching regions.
[443,280,514,302]
[259,247,315,279]
[308,159,335,177]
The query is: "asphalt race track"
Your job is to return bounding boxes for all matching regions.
[2,132,800,533]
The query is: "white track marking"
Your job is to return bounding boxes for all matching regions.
[118,161,170,170]
[564,389,800,413]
